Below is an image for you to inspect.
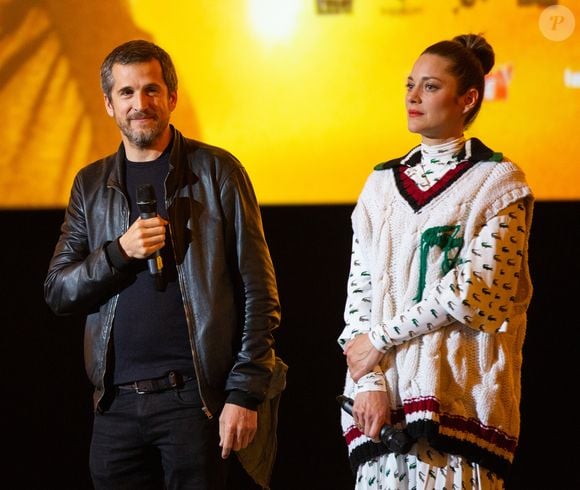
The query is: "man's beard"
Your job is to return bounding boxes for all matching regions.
[118,113,169,149]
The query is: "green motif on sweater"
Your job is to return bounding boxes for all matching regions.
[414,225,463,302]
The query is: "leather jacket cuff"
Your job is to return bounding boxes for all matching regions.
[226,390,260,411]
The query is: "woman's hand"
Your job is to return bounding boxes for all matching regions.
[344,333,383,382]
[352,391,390,441]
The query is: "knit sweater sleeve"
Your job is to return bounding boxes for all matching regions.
[338,233,387,392]
[368,199,528,352]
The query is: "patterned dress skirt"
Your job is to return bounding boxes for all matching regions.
[355,439,504,490]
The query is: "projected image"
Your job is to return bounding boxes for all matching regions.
[0,0,578,207]
[0,0,199,208]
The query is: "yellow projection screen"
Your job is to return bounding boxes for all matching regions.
[1,0,578,207]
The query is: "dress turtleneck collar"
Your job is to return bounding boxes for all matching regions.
[404,136,466,192]
[420,136,466,166]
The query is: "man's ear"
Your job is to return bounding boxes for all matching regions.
[462,88,479,114]
[104,94,114,117]
[168,91,178,112]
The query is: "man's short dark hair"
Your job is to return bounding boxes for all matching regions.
[100,39,178,99]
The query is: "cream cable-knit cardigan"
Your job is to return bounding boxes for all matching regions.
[339,139,534,480]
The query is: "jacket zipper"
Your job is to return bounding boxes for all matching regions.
[166,201,213,420]
[97,183,129,412]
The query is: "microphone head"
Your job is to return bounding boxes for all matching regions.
[380,425,414,454]
[136,184,157,216]
[136,184,156,205]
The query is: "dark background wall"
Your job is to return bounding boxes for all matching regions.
[2,201,578,489]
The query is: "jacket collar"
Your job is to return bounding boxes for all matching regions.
[105,125,181,193]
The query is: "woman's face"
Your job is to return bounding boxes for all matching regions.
[405,53,477,145]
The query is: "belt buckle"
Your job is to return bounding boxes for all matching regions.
[135,382,148,395]
[134,378,158,394]
[133,371,181,394]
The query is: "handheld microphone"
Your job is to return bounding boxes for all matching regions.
[136,184,164,291]
[336,395,414,454]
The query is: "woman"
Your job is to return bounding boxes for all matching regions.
[339,34,533,489]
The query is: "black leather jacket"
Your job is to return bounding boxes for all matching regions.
[44,127,281,416]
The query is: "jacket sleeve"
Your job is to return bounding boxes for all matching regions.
[43,173,125,316]
[220,165,281,406]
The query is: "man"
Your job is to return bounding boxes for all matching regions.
[44,40,282,490]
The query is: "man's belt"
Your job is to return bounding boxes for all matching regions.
[117,371,192,394]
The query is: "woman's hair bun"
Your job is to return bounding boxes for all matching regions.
[453,33,495,75]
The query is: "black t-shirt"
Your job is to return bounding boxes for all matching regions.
[112,150,195,385]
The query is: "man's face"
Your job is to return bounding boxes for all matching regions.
[104,59,176,149]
